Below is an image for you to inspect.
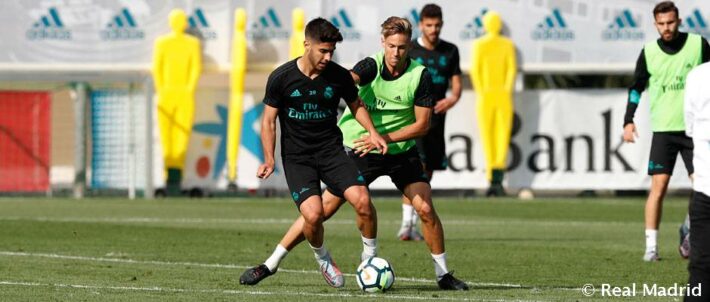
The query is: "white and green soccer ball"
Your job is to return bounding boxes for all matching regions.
[356,257,395,292]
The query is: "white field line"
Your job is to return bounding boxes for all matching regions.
[0,280,550,302]
[0,250,536,290]
[0,216,634,227]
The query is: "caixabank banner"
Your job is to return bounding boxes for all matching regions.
[91,88,691,191]
[227,89,691,191]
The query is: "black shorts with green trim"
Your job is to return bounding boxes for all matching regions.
[648,131,694,176]
[328,147,430,196]
[282,145,365,209]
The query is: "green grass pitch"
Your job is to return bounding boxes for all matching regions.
[0,195,692,301]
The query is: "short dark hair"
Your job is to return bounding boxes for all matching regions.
[420,4,442,20]
[304,18,343,43]
[653,1,679,18]
[381,17,412,39]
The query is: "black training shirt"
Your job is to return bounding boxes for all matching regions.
[263,59,359,156]
[408,38,461,102]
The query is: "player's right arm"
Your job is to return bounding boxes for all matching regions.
[623,49,649,143]
[258,105,277,179]
[258,71,283,179]
[350,57,377,85]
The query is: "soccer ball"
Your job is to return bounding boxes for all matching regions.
[356,257,395,292]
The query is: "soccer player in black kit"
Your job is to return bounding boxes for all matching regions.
[240,18,387,288]
[397,4,462,241]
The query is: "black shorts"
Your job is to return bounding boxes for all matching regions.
[415,112,448,171]
[328,147,430,196]
[648,131,694,175]
[282,146,365,208]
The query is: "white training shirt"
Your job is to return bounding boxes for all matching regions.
[684,63,710,196]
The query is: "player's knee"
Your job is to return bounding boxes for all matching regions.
[352,196,374,218]
[301,209,324,226]
[416,201,436,221]
[351,191,371,209]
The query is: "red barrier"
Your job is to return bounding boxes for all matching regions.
[0,91,51,192]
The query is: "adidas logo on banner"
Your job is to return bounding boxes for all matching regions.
[26,7,71,40]
[189,8,210,28]
[531,8,575,41]
[290,89,302,97]
[330,9,361,40]
[682,9,710,39]
[249,7,289,40]
[404,8,421,39]
[189,8,217,40]
[459,8,488,40]
[108,8,137,28]
[100,8,145,40]
[602,9,643,41]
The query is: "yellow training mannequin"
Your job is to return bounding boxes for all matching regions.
[289,8,305,59]
[227,8,247,187]
[471,11,516,187]
[152,9,202,190]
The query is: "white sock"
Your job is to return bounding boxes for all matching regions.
[402,204,414,227]
[263,244,288,272]
[432,252,449,280]
[645,229,658,252]
[310,243,328,260]
[362,235,377,258]
[411,209,420,228]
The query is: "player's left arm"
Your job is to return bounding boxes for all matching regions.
[434,46,463,114]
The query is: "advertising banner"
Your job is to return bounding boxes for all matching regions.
[3,0,710,71]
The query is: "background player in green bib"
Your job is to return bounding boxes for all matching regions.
[623,1,710,262]
[396,3,463,242]
[240,16,468,291]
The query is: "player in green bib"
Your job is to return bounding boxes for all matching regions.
[239,16,468,291]
[623,1,710,262]
[338,51,425,154]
